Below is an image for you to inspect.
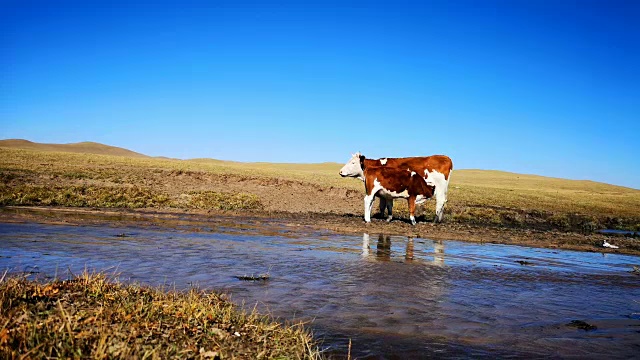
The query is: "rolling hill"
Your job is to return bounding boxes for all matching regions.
[0,139,148,158]
[1,139,637,195]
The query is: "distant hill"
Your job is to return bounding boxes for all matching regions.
[1,139,636,191]
[0,139,148,158]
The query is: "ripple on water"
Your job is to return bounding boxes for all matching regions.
[1,221,639,359]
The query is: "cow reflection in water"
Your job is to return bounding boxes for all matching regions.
[362,233,445,266]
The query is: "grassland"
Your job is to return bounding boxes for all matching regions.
[1,144,639,232]
[0,271,321,359]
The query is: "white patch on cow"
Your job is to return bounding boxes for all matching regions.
[415,194,427,205]
[363,194,376,222]
[424,169,449,222]
[411,171,416,176]
[410,215,416,225]
[380,158,388,165]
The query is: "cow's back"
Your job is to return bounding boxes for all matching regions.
[370,155,453,179]
[424,155,453,178]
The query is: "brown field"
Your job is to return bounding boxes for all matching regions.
[1,140,639,254]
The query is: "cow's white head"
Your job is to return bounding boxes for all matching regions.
[339,152,365,180]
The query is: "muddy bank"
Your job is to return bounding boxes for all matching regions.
[1,206,638,256]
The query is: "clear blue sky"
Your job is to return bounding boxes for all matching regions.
[1,0,639,189]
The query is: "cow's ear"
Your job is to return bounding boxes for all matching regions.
[359,155,365,169]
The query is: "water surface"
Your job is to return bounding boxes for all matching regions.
[1,219,639,359]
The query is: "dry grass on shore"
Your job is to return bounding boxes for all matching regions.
[1,146,639,232]
[0,271,322,359]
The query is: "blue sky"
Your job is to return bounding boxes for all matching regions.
[1,0,639,189]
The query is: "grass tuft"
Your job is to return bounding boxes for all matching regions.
[0,272,322,359]
[0,185,170,208]
[185,191,263,211]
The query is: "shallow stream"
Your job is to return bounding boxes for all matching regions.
[1,217,639,359]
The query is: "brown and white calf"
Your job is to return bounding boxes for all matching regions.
[340,157,435,225]
[339,152,453,222]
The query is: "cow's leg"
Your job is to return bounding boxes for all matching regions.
[378,196,387,218]
[432,170,452,223]
[441,170,452,221]
[429,171,447,223]
[385,198,393,222]
[435,188,446,223]
[414,194,427,220]
[364,194,376,223]
[408,196,417,225]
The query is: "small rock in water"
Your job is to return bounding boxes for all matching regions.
[235,274,270,281]
[515,260,534,266]
[566,320,597,331]
[115,233,128,238]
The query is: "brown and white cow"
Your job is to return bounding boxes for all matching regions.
[340,155,435,225]
[339,152,453,222]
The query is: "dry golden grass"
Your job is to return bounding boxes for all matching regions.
[0,271,322,359]
[187,158,356,189]
[0,139,147,158]
[0,148,265,211]
[453,170,639,214]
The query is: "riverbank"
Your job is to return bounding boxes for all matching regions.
[1,206,638,256]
